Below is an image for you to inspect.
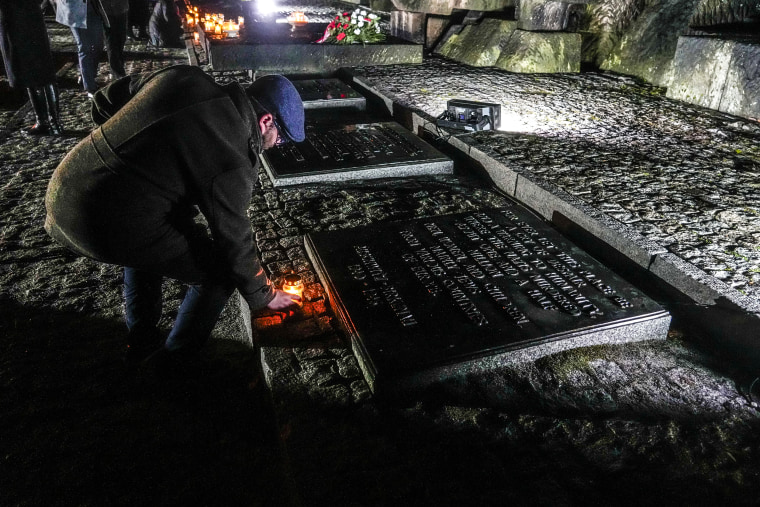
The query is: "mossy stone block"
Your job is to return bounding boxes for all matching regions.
[495,30,581,73]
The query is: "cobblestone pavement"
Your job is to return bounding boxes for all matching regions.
[350,58,760,304]
[1,21,295,507]
[1,15,759,507]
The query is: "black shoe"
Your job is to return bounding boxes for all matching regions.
[26,87,51,135]
[138,347,202,380]
[124,342,163,369]
[26,122,51,135]
[43,83,62,135]
[124,327,164,369]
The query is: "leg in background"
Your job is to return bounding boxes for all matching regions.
[104,12,128,79]
[70,3,104,94]
[123,267,165,364]
[164,282,236,355]
[26,87,50,135]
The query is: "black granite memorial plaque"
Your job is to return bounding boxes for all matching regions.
[305,206,671,395]
[201,22,422,72]
[261,122,453,187]
[293,78,366,110]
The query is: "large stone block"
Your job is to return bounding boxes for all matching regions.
[435,18,518,67]
[433,23,464,53]
[391,10,453,47]
[516,0,586,31]
[391,0,515,16]
[426,15,451,47]
[369,0,395,11]
[666,37,734,111]
[201,22,423,73]
[721,41,760,119]
[495,30,581,72]
[689,0,760,27]
[305,208,670,396]
[667,36,760,120]
[600,0,703,87]
[391,10,427,44]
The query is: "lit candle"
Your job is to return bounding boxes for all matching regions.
[288,11,306,23]
[282,274,304,303]
[214,23,222,34]
[193,31,199,42]
[238,16,244,26]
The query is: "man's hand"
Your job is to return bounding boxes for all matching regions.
[266,289,302,311]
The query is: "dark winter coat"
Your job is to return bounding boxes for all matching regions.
[0,0,56,88]
[56,0,128,28]
[44,65,276,310]
[148,0,182,47]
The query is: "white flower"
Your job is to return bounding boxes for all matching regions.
[368,13,378,19]
[350,18,356,24]
[358,20,364,27]
[360,10,367,15]
[354,28,361,35]
[375,25,380,32]
[354,8,360,13]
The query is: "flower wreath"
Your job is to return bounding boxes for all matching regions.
[315,8,385,44]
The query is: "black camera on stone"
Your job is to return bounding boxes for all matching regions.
[436,99,501,132]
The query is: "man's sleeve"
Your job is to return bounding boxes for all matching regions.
[206,167,276,310]
[90,72,158,125]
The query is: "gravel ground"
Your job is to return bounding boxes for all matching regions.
[1,12,759,507]
[349,58,760,303]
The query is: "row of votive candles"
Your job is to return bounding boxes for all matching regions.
[185,6,244,37]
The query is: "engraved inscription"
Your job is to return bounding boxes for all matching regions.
[410,265,442,297]
[354,245,387,282]
[354,245,417,326]
[483,282,529,324]
[610,295,632,308]
[348,210,633,329]
[380,284,418,327]
[443,278,488,326]
[347,264,367,280]
[305,206,668,391]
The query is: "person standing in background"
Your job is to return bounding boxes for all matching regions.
[0,0,62,135]
[148,0,182,48]
[56,0,128,97]
[127,0,149,40]
[40,0,57,16]
[99,0,129,81]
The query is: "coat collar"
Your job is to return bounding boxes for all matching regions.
[223,81,262,153]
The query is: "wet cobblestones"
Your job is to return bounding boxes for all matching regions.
[350,58,760,301]
[2,18,759,506]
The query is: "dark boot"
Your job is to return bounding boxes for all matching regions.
[43,83,63,135]
[26,87,50,135]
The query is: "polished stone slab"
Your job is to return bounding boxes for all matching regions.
[305,206,671,395]
[260,121,453,186]
[293,78,366,110]
[200,22,423,73]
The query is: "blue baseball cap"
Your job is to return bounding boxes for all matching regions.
[246,75,305,143]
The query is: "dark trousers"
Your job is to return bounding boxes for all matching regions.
[70,3,128,92]
[104,12,128,79]
[124,267,235,353]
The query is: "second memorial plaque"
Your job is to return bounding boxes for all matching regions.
[305,205,671,395]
